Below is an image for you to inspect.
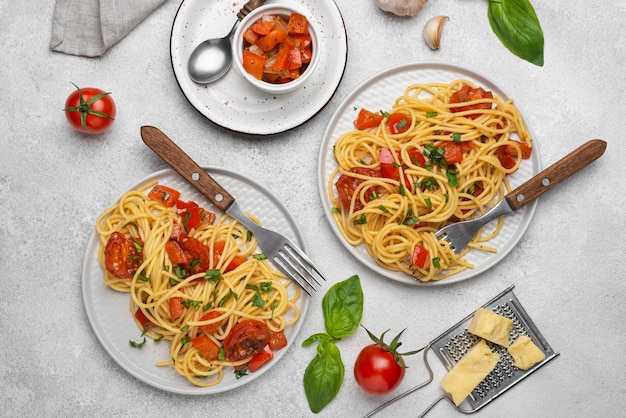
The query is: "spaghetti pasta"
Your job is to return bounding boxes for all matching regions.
[328,79,532,282]
[96,179,301,387]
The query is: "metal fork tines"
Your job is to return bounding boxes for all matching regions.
[226,201,325,296]
[435,199,512,254]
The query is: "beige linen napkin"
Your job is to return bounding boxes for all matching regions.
[50,0,167,57]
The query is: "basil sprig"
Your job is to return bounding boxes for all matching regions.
[488,0,544,66]
[302,275,363,413]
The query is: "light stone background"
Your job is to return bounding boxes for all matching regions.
[1,1,625,417]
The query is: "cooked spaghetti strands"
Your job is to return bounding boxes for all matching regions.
[329,79,532,282]
[96,180,300,387]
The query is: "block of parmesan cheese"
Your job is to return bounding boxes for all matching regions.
[467,308,513,347]
[441,339,500,406]
[507,335,545,370]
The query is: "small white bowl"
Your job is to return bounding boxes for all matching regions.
[232,4,320,95]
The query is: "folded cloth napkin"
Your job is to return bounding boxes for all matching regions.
[50,0,167,57]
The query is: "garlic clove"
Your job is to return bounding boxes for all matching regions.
[376,0,428,17]
[423,15,448,50]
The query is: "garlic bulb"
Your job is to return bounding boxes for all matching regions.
[375,0,428,17]
[423,15,448,50]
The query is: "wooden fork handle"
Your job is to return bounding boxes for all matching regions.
[506,139,606,210]
[140,126,235,212]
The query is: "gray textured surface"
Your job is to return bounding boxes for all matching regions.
[1,1,625,417]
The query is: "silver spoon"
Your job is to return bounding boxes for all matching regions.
[187,0,267,84]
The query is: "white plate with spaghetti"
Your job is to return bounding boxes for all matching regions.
[317,62,541,286]
[82,167,309,394]
[170,0,347,135]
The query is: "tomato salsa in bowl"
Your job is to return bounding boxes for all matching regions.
[232,4,319,94]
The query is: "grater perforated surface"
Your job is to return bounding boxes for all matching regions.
[430,285,559,411]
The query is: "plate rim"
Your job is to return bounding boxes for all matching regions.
[317,61,542,286]
[169,0,348,136]
[81,166,310,394]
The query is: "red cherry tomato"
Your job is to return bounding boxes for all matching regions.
[64,83,116,134]
[354,343,406,395]
[104,232,143,279]
[223,320,271,361]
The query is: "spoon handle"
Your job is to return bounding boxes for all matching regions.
[237,0,267,20]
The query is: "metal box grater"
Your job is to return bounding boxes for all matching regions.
[366,285,560,417]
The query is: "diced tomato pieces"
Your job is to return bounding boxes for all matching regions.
[272,44,291,72]
[449,85,494,119]
[256,28,287,52]
[211,240,247,272]
[286,49,302,70]
[497,153,517,170]
[287,13,308,34]
[300,47,312,63]
[192,335,220,361]
[407,149,426,168]
[470,180,485,197]
[354,108,384,130]
[178,236,210,275]
[147,185,181,207]
[199,310,223,334]
[250,20,276,35]
[135,308,153,330]
[242,51,266,80]
[248,344,273,372]
[499,141,532,159]
[379,147,400,181]
[388,113,411,134]
[412,245,430,269]
[175,200,215,233]
[170,297,184,320]
[290,33,312,49]
[269,330,288,351]
[165,240,188,265]
[185,207,203,231]
[243,27,260,45]
[225,255,247,273]
[441,142,464,165]
[335,167,380,212]
[439,141,474,165]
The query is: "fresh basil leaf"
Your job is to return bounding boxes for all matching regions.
[303,340,344,413]
[322,275,363,339]
[488,0,544,66]
[302,332,333,347]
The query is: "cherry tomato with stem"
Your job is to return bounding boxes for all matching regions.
[64,82,116,134]
[354,326,423,396]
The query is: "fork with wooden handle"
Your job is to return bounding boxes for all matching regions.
[140,126,326,296]
[435,139,607,254]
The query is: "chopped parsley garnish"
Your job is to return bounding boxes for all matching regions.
[204,269,223,283]
[129,337,147,348]
[446,169,459,187]
[183,299,202,310]
[235,366,249,379]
